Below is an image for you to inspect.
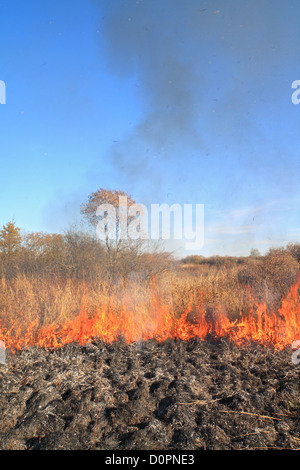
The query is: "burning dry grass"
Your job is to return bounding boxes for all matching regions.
[0,262,299,352]
[158,266,250,318]
[0,263,299,450]
[0,265,250,331]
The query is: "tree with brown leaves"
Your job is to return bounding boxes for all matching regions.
[80,188,141,282]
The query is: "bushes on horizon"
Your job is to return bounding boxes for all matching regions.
[0,222,173,283]
[181,254,247,267]
[238,247,299,308]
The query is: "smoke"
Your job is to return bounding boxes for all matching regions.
[100,0,208,194]
[98,0,295,200]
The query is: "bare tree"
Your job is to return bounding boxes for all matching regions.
[80,188,172,283]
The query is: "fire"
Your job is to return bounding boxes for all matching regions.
[1,279,299,353]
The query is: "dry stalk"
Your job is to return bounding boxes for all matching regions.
[218,410,282,421]
[179,398,222,406]
[94,357,104,450]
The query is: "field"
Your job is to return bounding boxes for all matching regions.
[0,244,300,450]
[0,335,299,450]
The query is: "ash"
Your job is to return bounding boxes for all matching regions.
[0,338,299,450]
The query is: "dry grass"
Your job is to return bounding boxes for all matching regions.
[157,265,251,318]
[0,275,86,331]
[0,257,298,337]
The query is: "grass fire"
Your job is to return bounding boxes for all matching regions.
[0,218,299,450]
[3,0,300,454]
[1,276,300,353]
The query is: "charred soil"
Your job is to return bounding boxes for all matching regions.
[0,338,299,450]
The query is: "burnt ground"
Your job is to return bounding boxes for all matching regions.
[0,338,299,450]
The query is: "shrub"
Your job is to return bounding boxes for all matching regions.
[238,248,299,308]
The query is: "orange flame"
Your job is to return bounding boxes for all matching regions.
[1,279,299,353]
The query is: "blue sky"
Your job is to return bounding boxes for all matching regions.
[0,0,300,257]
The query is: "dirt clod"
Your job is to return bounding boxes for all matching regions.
[0,339,299,450]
